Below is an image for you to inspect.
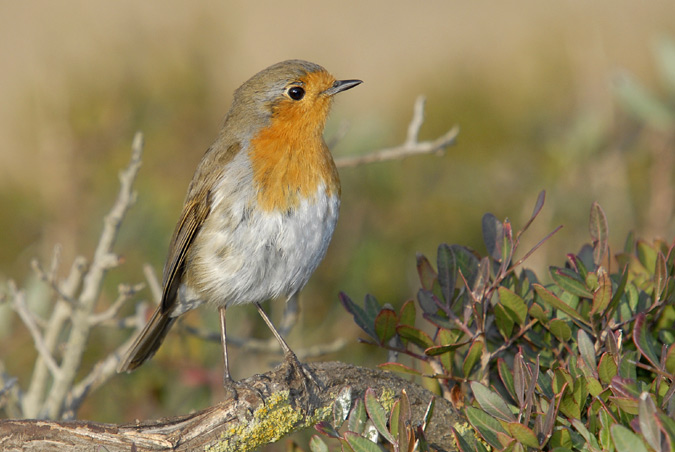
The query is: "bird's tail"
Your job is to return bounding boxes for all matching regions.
[117,306,176,373]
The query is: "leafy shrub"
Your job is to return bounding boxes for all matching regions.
[334,192,675,451]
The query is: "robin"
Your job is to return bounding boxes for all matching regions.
[117,60,361,386]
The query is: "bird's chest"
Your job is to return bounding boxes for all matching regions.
[182,182,340,310]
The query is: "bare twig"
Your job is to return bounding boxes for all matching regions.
[66,304,148,419]
[22,255,87,418]
[143,263,162,304]
[31,258,77,307]
[41,132,144,420]
[8,283,62,380]
[335,96,459,168]
[179,323,347,360]
[88,283,145,325]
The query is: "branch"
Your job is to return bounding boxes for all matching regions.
[335,96,459,168]
[8,283,62,380]
[88,283,145,325]
[0,363,460,452]
[40,132,144,420]
[179,323,348,360]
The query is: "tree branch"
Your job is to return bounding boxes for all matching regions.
[0,362,460,452]
[335,96,459,168]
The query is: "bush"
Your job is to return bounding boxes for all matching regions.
[315,192,675,452]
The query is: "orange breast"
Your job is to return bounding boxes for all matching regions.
[248,78,340,212]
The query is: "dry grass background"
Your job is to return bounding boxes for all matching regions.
[0,0,674,441]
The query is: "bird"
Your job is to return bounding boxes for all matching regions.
[117,60,361,387]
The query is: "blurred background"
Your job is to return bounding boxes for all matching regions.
[1,0,674,442]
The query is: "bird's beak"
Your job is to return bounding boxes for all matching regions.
[323,79,363,96]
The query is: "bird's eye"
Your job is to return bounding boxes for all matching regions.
[287,86,305,101]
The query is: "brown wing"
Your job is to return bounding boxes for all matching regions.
[116,193,211,373]
[117,141,239,373]
[160,190,212,312]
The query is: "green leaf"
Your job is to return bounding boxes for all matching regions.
[550,319,572,342]
[416,253,437,291]
[344,432,386,452]
[498,287,528,325]
[365,388,394,443]
[471,382,516,422]
[637,240,658,274]
[388,400,400,440]
[591,267,612,315]
[507,422,540,449]
[340,292,378,340]
[398,390,412,450]
[396,325,434,349]
[374,309,397,344]
[528,303,548,323]
[598,353,618,384]
[638,392,662,452]
[610,424,650,452]
[534,284,589,325]
[465,406,510,450]
[425,341,466,356]
[378,362,423,376]
[452,245,480,289]
[309,435,329,452]
[482,213,504,261]
[633,313,661,369]
[577,329,597,373]
[398,300,416,327]
[422,397,435,433]
[417,289,439,315]
[347,399,367,434]
[589,202,609,267]
[654,251,668,301]
[497,359,517,403]
[550,266,593,298]
[463,339,484,377]
[339,438,356,452]
[665,344,675,374]
[437,243,457,304]
[501,220,514,266]
[364,294,381,323]
[572,418,600,449]
[494,303,515,338]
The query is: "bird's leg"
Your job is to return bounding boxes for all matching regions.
[219,306,234,385]
[220,306,268,403]
[254,302,321,391]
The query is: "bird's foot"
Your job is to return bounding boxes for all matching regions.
[282,352,322,400]
[222,373,268,405]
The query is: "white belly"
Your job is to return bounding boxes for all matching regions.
[174,183,339,316]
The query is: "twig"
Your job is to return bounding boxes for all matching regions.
[23,255,87,418]
[41,132,144,420]
[143,263,162,304]
[31,258,77,307]
[88,283,145,325]
[67,304,148,419]
[179,323,347,360]
[8,283,62,380]
[335,96,459,168]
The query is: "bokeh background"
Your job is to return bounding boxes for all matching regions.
[1,0,674,444]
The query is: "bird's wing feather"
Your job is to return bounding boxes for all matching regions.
[160,192,212,313]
